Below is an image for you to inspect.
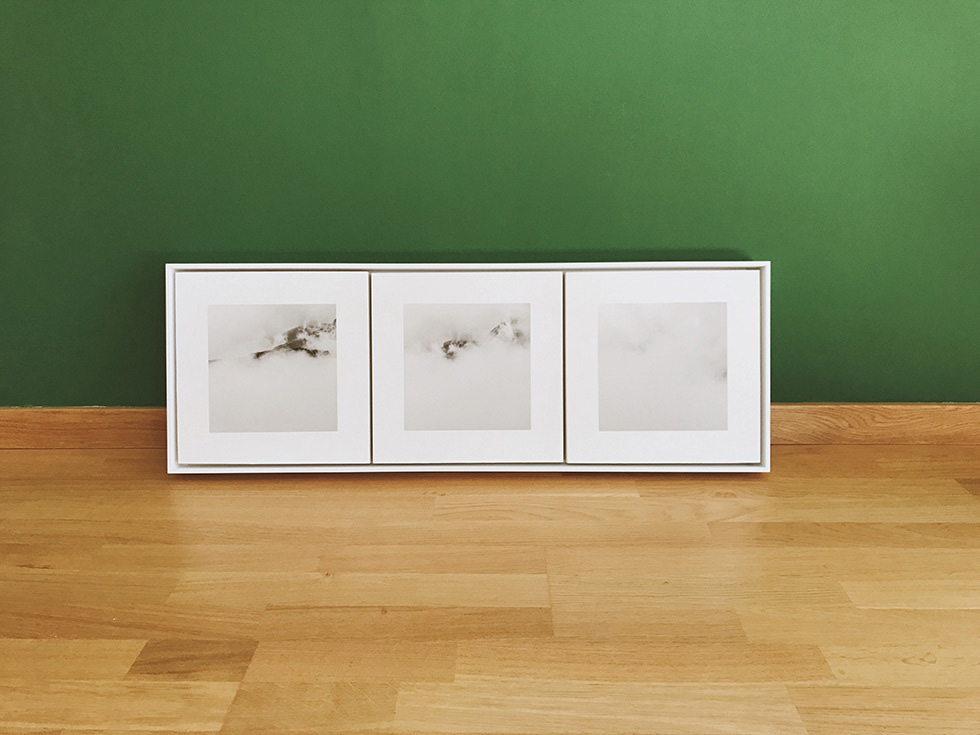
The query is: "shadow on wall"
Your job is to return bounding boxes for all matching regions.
[155,247,755,265]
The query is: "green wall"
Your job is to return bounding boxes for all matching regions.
[1,0,978,405]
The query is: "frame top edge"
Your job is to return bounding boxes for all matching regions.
[165,261,771,271]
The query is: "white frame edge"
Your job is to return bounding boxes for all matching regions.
[760,261,772,473]
[165,263,180,474]
[166,261,771,474]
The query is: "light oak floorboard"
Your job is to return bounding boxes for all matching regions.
[0,639,145,681]
[167,572,550,609]
[0,680,239,732]
[789,686,980,735]
[126,640,258,682]
[820,644,980,686]
[841,579,980,609]
[317,544,547,574]
[254,605,554,642]
[738,607,980,646]
[1,442,979,733]
[219,682,397,734]
[455,638,834,683]
[244,641,456,683]
[393,678,809,735]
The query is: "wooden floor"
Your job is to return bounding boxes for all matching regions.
[1,443,979,734]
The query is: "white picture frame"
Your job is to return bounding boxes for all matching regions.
[564,269,764,465]
[370,271,565,464]
[171,269,370,467]
[166,262,769,473]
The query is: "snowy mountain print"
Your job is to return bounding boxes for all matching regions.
[207,304,338,433]
[598,302,727,431]
[403,304,531,431]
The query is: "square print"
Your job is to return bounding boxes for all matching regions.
[372,272,563,464]
[404,303,531,431]
[598,302,727,431]
[565,269,762,465]
[208,304,338,433]
[173,270,370,466]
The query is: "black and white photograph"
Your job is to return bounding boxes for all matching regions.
[370,271,563,464]
[208,304,338,433]
[598,302,727,431]
[173,269,370,467]
[403,303,531,430]
[564,269,762,466]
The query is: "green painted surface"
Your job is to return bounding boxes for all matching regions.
[1,0,977,405]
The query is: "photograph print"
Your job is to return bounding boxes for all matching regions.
[208,303,338,433]
[598,302,728,431]
[564,268,763,466]
[370,270,564,464]
[172,268,371,468]
[403,303,531,430]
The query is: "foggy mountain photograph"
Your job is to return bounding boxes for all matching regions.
[403,303,531,431]
[598,302,727,431]
[208,304,338,433]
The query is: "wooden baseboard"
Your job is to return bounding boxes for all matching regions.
[769,403,980,445]
[0,408,167,450]
[0,404,977,450]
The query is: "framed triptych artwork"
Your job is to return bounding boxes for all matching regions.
[166,262,769,472]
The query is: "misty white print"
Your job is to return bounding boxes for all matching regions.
[208,304,338,433]
[598,303,727,431]
[403,304,531,431]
